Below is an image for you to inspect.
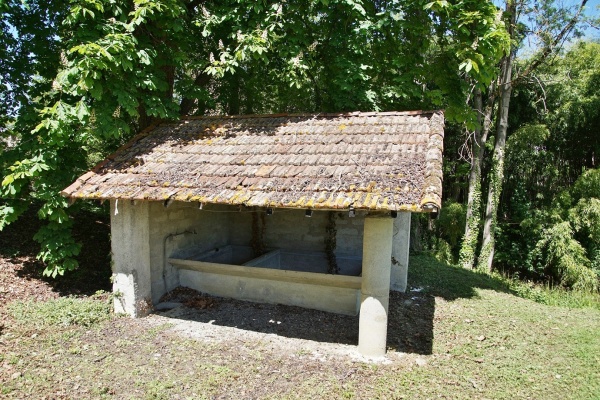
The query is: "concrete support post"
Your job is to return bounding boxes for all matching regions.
[391,212,411,292]
[110,200,152,317]
[358,216,393,357]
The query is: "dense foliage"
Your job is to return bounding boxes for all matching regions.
[1,0,598,293]
[0,0,508,277]
[435,39,600,291]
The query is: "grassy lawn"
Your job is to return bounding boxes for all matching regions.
[1,255,599,399]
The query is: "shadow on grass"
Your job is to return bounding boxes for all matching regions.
[385,254,516,355]
[158,295,361,346]
[2,208,515,356]
[408,253,513,301]
[157,254,511,356]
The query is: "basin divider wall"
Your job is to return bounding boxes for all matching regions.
[168,257,362,289]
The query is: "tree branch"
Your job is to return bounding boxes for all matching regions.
[517,0,588,82]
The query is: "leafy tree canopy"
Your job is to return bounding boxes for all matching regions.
[0,0,509,277]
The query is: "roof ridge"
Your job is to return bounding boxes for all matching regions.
[179,110,442,120]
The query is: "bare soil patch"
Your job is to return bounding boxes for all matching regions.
[0,208,111,311]
[0,207,433,355]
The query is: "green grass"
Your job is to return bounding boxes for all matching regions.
[409,254,600,310]
[1,256,599,399]
[8,292,112,328]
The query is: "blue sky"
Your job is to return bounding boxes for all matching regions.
[492,0,599,39]
[580,0,600,39]
[491,0,599,55]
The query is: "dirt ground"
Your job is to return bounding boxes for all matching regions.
[0,208,112,309]
[0,208,434,358]
[2,209,599,399]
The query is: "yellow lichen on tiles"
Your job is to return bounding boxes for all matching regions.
[162,182,170,187]
[341,197,353,208]
[369,195,379,209]
[316,192,328,203]
[338,124,347,131]
[228,190,244,203]
[295,196,307,207]
[238,191,253,203]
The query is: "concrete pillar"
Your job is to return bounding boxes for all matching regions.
[110,200,152,317]
[391,212,411,292]
[358,216,393,357]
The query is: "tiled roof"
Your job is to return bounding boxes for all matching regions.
[62,111,444,212]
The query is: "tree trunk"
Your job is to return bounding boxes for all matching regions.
[459,85,495,269]
[478,1,516,271]
[475,0,588,272]
[179,71,210,116]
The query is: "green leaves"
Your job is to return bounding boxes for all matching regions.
[34,220,82,278]
[533,220,597,291]
[1,156,50,196]
[0,201,28,231]
[0,0,515,280]
[425,1,450,12]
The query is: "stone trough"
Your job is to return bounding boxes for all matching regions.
[169,245,363,315]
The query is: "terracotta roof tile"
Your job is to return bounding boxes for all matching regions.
[62,111,444,212]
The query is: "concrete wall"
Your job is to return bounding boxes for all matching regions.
[359,216,393,357]
[175,261,362,315]
[230,209,365,258]
[110,200,412,316]
[391,212,411,292]
[110,200,152,316]
[147,202,231,304]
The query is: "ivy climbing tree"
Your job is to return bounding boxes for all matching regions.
[457,0,591,272]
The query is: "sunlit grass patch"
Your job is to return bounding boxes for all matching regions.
[8,292,112,328]
[410,254,600,310]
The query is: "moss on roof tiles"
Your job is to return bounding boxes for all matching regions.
[61,111,444,212]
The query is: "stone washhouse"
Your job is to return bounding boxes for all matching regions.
[62,111,444,357]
